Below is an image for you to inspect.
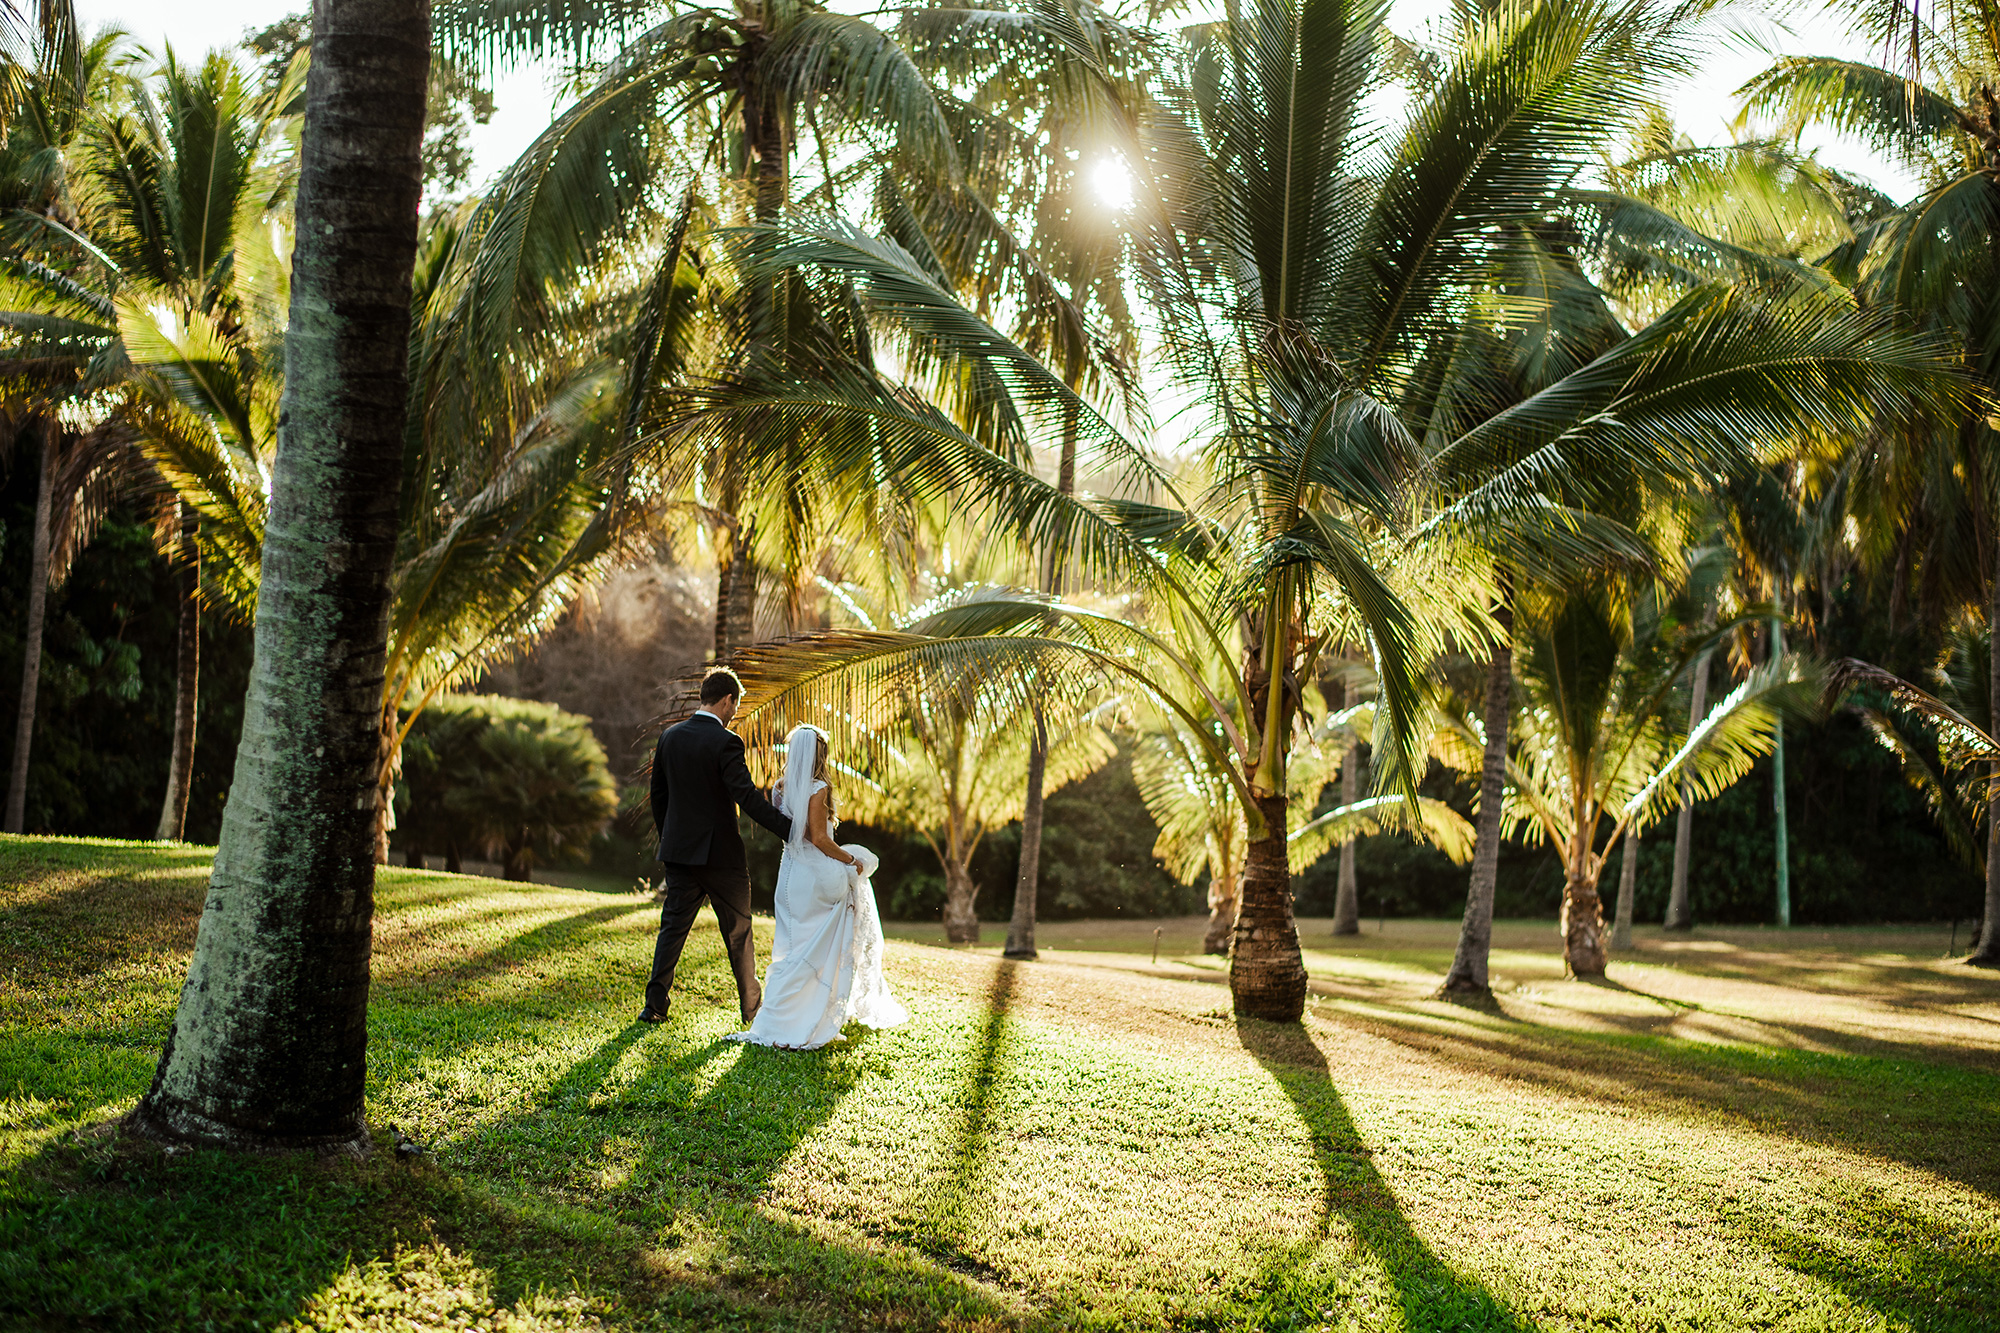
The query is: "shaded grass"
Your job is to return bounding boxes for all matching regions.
[3,834,1999,1331]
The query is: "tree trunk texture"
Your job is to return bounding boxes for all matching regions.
[5,422,54,835]
[1203,866,1239,955]
[1611,826,1638,951]
[1442,593,1513,994]
[1771,616,1791,928]
[1664,649,1710,931]
[942,849,979,944]
[154,504,200,841]
[371,699,397,864]
[1002,706,1048,959]
[1330,718,1361,935]
[1974,521,2000,966]
[504,842,531,882]
[1231,790,1307,1020]
[131,0,429,1154]
[445,840,462,875]
[1002,402,1079,961]
[712,516,758,658]
[1561,826,1608,977]
[712,517,736,661]
[709,63,787,663]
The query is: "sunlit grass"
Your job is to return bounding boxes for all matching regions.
[3,834,1997,1330]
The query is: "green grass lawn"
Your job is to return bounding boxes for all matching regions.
[3,835,1997,1331]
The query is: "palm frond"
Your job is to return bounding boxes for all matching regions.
[1737,57,1972,180]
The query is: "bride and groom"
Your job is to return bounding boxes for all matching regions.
[640,668,907,1049]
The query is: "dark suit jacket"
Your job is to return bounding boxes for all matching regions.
[651,712,793,868]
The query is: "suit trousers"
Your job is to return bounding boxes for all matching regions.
[647,861,762,1021]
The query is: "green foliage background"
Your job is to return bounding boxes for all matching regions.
[0,468,251,842]
[1,462,1981,924]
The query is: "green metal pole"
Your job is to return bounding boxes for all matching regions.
[1772,615,1790,928]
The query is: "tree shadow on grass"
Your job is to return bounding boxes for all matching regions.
[432,962,1025,1328]
[876,958,1015,1282]
[1736,1180,1999,1332]
[1237,1016,1533,1332]
[1329,1001,2000,1198]
[4,1007,1019,1332]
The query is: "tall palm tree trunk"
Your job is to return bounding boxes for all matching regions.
[1202,859,1240,955]
[4,420,54,835]
[1771,615,1791,927]
[1442,591,1513,994]
[1232,789,1305,1019]
[1974,524,2000,966]
[712,64,787,657]
[1003,402,1079,961]
[372,698,398,863]
[1002,707,1047,957]
[1664,647,1710,931]
[942,811,979,944]
[1561,824,1608,977]
[131,0,430,1153]
[1331,682,1361,935]
[1611,826,1638,950]
[1231,608,1307,1021]
[154,503,199,841]
[726,516,757,650]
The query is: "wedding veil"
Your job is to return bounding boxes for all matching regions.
[776,724,824,846]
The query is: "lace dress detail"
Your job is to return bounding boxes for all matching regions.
[727,779,907,1049]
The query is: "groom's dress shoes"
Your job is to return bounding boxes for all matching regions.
[637,1007,669,1024]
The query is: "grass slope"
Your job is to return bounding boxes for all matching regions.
[2,834,1997,1331]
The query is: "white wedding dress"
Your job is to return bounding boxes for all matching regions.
[727,748,908,1050]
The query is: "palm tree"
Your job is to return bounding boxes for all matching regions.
[844,647,1115,943]
[132,0,432,1153]
[1424,106,1955,993]
[0,16,153,834]
[1442,576,1815,975]
[674,0,1958,1020]
[884,0,1154,958]
[1738,0,2000,962]
[1134,664,1471,954]
[92,48,299,840]
[430,0,971,656]
[0,35,301,837]
[112,194,641,861]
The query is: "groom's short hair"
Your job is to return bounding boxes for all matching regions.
[699,668,743,706]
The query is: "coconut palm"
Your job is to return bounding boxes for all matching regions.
[0,40,629,860]
[117,198,642,860]
[1441,575,1816,975]
[1738,0,2000,962]
[86,47,301,839]
[134,0,433,1153]
[0,17,161,834]
[884,3,1155,961]
[1419,96,1959,992]
[429,0,979,656]
[845,662,1115,942]
[1134,665,1472,954]
[671,0,1958,1019]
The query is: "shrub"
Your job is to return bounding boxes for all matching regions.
[395,695,617,881]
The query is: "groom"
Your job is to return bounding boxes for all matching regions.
[640,668,793,1024]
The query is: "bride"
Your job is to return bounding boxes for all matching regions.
[728,724,908,1050]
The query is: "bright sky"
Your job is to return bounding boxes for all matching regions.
[77,0,1922,201]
